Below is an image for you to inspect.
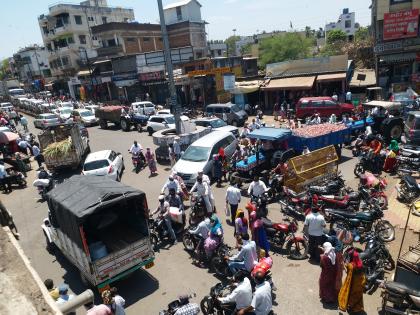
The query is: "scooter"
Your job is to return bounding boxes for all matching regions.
[182,226,206,261]
[159,294,196,315]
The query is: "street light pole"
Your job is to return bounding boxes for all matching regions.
[157,0,181,134]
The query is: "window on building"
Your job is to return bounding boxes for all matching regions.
[46,43,52,51]
[61,56,69,66]
[67,36,75,44]
[143,37,150,42]
[107,39,117,47]
[124,18,129,22]
[79,35,87,44]
[102,16,107,24]
[88,16,94,22]
[176,6,182,21]
[74,15,82,25]
[42,26,48,35]
[345,20,351,28]
[217,49,222,56]
[92,36,97,40]
[126,37,135,42]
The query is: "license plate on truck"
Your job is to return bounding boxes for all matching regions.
[145,261,154,269]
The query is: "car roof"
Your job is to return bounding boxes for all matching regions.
[190,131,233,147]
[85,150,112,163]
[40,113,57,117]
[132,101,154,105]
[194,117,221,122]
[206,103,233,108]
[299,97,333,101]
[75,109,92,113]
[150,114,173,118]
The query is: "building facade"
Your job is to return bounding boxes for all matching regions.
[163,0,203,25]
[326,8,359,40]
[12,45,52,87]
[38,0,134,79]
[372,0,420,93]
[208,42,227,57]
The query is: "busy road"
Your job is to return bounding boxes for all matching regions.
[4,114,414,315]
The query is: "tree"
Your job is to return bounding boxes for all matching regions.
[0,59,10,80]
[316,27,324,39]
[240,43,252,56]
[355,26,370,42]
[258,32,312,68]
[326,29,347,45]
[224,35,240,56]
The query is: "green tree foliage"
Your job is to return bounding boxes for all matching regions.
[224,35,240,56]
[0,59,10,80]
[326,29,347,45]
[258,33,312,68]
[355,26,370,42]
[240,43,252,55]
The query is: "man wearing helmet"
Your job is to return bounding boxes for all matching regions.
[153,195,177,244]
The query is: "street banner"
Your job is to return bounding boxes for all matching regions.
[384,9,419,40]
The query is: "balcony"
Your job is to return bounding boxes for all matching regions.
[97,45,124,57]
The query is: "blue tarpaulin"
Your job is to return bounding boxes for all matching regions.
[248,127,292,141]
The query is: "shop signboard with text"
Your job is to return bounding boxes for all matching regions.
[384,9,419,41]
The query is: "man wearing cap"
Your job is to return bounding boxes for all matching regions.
[174,295,200,315]
[56,283,75,305]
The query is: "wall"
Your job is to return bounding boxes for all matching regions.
[164,1,202,24]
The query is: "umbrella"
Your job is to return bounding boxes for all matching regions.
[0,131,19,144]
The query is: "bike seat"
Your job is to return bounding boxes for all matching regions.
[327,209,358,218]
[273,223,289,232]
[386,282,420,297]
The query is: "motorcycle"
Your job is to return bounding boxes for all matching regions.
[149,208,186,251]
[189,193,207,225]
[307,174,347,196]
[209,243,233,279]
[131,151,146,173]
[396,155,420,176]
[354,151,385,177]
[396,174,420,203]
[381,280,420,314]
[0,171,26,191]
[325,202,395,243]
[352,134,366,157]
[200,282,236,315]
[261,173,283,202]
[159,294,196,315]
[262,212,308,260]
[182,226,206,261]
[281,187,311,218]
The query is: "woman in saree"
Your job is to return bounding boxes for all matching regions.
[319,242,338,304]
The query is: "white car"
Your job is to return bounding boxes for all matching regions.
[84,105,100,114]
[157,109,171,115]
[146,114,176,135]
[60,102,74,110]
[72,109,97,126]
[131,101,156,116]
[82,150,124,181]
[56,107,73,121]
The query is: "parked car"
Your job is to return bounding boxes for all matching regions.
[405,111,420,145]
[72,109,97,126]
[131,101,156,116]
[60,101,74,110]
[84,105,100,114]
[157,109,171,115]
[82,150,124,181]
[205,103,248,126]
[172,131,238,186]
[33,113,60,129]
[295,97,354,120]
[193,117,239,137]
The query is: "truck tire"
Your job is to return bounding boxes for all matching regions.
[99,120,107,129]
[120,119,130,132]
[382,119,403,141]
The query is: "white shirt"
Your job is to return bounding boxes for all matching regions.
[304,212,326,236]
[226,185,241,205]
[32,145,41,157]
[248,180,268,197]
[365,126,373,136]
[219,277,253,309]
[129,144,142,154]
[240,128,249,138]
[162,179,180,194]
[173,141,181,155]
[190,181,210,197]
[230,240,258,272]
[18,140,29,149]
[0,164,6,179]
[251,281,272,315]
[114,295,125,307]
[346,91,352,101]
[190,220,210,238]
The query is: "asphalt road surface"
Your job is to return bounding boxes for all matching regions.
[3,116,409,315]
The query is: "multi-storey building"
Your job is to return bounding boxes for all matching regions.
[38,0,134,78]
[372,0,420,92]
[326,8,359,41]
[12,45,52,84]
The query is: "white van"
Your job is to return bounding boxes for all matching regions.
[172,131,238,185]
[131,101,156,116]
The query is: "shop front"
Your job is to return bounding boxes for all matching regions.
[316,72,347,97]
[138,71,169,105]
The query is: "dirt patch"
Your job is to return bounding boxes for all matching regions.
[0,229,55,315]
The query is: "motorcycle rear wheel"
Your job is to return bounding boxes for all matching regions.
[150,233,159,252]
[354,163,365,177]
[375,221,395,242]
[200,296,216,315]
[286,239,308,260]
[210,256,231,278]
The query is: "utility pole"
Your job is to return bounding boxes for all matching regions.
[33,51,44,79]
[157,0,181,134]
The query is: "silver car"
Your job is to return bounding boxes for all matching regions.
[33,113,60,129]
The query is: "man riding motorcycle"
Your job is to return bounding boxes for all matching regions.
[218,271,253,313]
[167,188,184,211]
[128,140,146,168]
[152,195,177,245]
[227,233,258,274]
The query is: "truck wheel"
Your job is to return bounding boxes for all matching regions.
[99,120,107,129]
[383,120,403,141]
[120,119,130,132]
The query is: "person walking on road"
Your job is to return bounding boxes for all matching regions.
[319,242,339,304]
[226,180,241,224]
[20,115,28,132]
[32,144,43,168]
[304,206,326,263]
[145,147,158,176]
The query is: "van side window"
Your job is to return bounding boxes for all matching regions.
[214,108,223,114]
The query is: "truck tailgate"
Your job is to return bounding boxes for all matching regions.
[93,237,153,284]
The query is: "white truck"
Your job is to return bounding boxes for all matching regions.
[42,175,155,291]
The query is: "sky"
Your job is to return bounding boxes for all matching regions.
[0,0,372,59]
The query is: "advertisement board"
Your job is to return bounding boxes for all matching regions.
[384,9,419,41]
[223,73,235,91]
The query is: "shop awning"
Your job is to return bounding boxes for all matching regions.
[261,76,315,91]
[230,80,261,94]
[350,69,377,87]
[77,70,91,77]
[316,73,346,82]
[380,53,416,64]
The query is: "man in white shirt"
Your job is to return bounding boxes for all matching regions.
[226,181,241,223]
[129,141,142,155]
[190,177,212,214]
[161,175,181,195]
[173,138,181,160]
[218,272,252,311]
[248,176,268,198]
[152,195,177,244]
[0,162,11,193]
[302,146,311,155]
[32,144,43,168]
[311,113,321,125]
[304,207,326,262]
[228,234,258,273]
[18,139,29,154]
[238,271,272,315]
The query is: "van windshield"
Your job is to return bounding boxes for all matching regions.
[231,104,241,112]
[182,146,211,162]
